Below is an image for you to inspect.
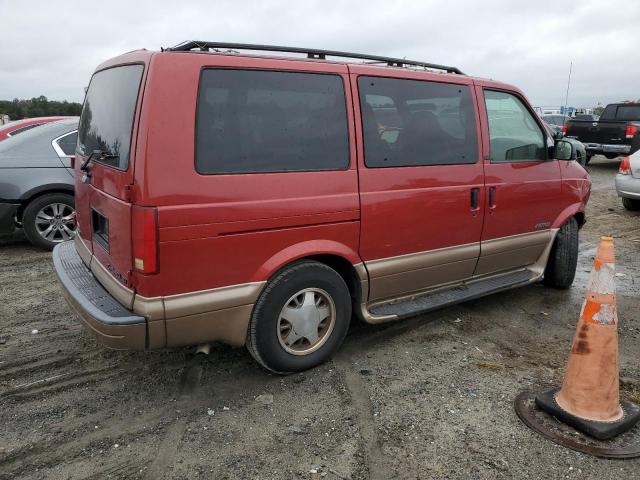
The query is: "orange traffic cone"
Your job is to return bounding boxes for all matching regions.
[536,236,640,440]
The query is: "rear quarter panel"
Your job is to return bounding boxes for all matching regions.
[132,53,361,297]
[0,168,73,201]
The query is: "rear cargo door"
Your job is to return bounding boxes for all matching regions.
[75,63,146,288]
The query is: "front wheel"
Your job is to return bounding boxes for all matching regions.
[622,197,640,211]
[584,153,593,165]
[247,261,352,374]
[22,193,76,250]
[543,217,579,289]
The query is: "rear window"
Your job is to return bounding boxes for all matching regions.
[7,123,42,136]
[544,115,566,126]
[78,64,144,170]
[615,105,640,121]
[195,69,349,174]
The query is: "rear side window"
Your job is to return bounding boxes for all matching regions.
[484,90,546,163]
[78,64,144,170]
[196,69,349,174]
[54,131,78,156]
[358,76,478,168]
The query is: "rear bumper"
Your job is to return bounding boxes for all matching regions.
[0,203,19,234]
[583,143,631,155]
[53,240,147,350]
[54,238,265,350]
[615,174,640,199]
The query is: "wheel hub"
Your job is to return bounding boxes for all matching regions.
[35,203,76,243]
[277,288,336,355]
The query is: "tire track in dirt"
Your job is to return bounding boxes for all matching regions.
[0,409,167,479]
[80,459,141,479]
[143,354,205,480]
[0,352,191,478]
[334,350,393,480]
[1,366,124,400]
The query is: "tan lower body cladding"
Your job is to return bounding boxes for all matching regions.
[74,236,265,349]
[75,229,556,349]
[361,229,557,312]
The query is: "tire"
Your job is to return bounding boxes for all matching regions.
[584,153,593,165]
[622,197,640,211]
[543,217,579,289]
[22,193,76,250]
[247,260,352,374]
[605,153,619,160]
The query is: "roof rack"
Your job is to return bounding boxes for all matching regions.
[163,41,464,75]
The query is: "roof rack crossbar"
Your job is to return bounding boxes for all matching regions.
[164,41,464,75]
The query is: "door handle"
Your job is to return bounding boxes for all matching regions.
[470,187,479,210]
[489,187,496,209]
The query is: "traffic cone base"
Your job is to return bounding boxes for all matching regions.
[536,388,640,440]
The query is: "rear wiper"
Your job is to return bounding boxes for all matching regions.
[80,150,119,172]
[80,150,119,184]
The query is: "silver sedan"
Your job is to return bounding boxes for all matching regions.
[615,150,640,211]
[0,118,78,249]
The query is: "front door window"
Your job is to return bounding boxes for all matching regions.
[484,90,546,163]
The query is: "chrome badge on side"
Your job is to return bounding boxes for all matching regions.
[535,222,551,230]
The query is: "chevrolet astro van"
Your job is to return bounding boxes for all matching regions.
[53,42,591,373]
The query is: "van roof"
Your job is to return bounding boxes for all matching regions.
[96,43,522,98]
[162,40,465,75]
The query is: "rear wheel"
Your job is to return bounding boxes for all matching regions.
[605,153,619,160]
[544,217,579,289]
[247,261,351,374]
[22,193,76,250]
[622,197,640,211]
[584,153,593,165]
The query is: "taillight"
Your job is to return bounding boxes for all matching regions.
[618,156,632,175]
[562,123,568,135]
[132,206,158,274]
[626,124,637,139]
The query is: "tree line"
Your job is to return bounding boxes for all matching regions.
[0,96,82,120]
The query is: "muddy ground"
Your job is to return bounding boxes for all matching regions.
[1,156,639,479]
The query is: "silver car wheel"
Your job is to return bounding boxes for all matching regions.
[277,288,336,356]
[34,202,76,243]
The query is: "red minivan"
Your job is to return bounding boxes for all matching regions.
[53,42,591,373]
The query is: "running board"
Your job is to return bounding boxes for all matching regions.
[368,269,536,320]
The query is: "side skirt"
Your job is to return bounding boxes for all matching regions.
[365,268,535,322]
[358,229,558,324]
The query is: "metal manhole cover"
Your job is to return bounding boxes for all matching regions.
[514,391,640,459]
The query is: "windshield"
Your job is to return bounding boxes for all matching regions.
[78,64,144,170]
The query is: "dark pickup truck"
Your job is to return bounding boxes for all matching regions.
[564,102,640,164]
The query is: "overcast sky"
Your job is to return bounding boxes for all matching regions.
[1,0,638,108]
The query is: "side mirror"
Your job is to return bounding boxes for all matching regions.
[554,140,575,161]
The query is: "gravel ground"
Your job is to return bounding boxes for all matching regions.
[1,156,639,479]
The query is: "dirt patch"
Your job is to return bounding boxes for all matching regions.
[1,156,640,479]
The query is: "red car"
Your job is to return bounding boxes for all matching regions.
[53,42,591,373]
[0,116,73,141]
